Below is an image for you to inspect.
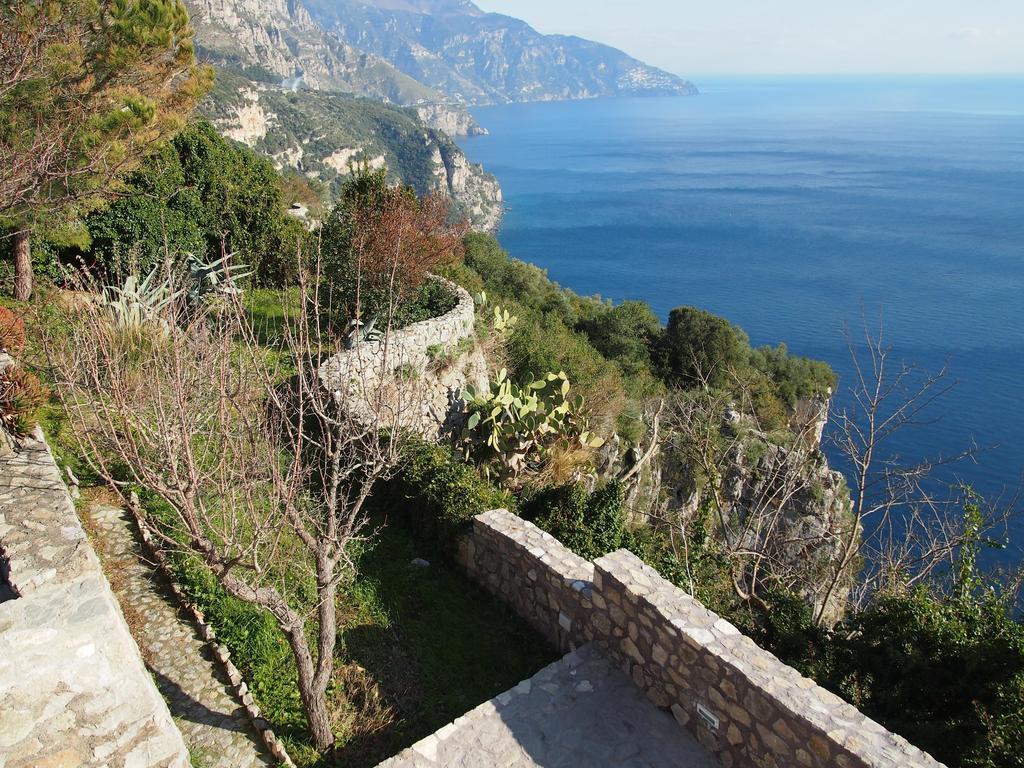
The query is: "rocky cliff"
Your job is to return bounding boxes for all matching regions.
[301,0,699,105]
[602,395,856,625]
[416,103,487,137]
[203,70,503,229]
[187,0,442,103]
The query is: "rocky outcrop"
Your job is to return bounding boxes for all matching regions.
[602,395,856,625]
[416,103,488,137]
[436,140,503,231]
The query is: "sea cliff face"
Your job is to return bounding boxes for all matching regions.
[601,395,856,625]
[435,140,503,231]
[416,103,488,137]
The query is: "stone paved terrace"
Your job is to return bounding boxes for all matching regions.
[0,430,190,767]
[88,504,275,768]
[378,643,718,768]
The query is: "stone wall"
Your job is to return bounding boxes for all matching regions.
[0,428,191,767]
[458,509,945,768]
[457,509,595,652]
[319,278,487,440]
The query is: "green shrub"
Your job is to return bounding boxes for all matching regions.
[733,366,789,432]
[823,588,1024,768]
[383,440,512,552]
[528,481,626,561]
[749,342,837,405]
[462,233,574,321]
[391,278,457,329]
[579,300,662,378]
[660,306,750,388]
[84,120,305,286]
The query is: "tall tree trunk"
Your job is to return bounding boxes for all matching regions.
[217,566,336,750]
[287,623,335,751]
[12,229,31,301]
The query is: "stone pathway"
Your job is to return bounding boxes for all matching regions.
[88,504,276,768]
[377,644,718,768]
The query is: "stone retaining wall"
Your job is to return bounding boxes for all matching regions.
[458,509,945,768]
[0,428,191,767]
[319,278,487,439]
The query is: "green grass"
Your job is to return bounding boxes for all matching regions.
[245,287,300,348]
[335,519,554,766]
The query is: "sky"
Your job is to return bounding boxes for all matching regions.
[473,0,1024,77]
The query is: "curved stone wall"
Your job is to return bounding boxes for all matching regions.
[319,278,487,439]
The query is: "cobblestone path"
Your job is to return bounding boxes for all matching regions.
[88,504,276,768]
[377,643,717,768]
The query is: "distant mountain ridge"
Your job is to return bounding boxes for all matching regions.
[188,0,444,103]
[300,0,698,104]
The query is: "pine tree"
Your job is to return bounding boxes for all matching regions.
[0,0,212,299]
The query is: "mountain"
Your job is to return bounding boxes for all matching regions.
[189,0,440,102]
[184,0,501,228]
[186,0,486,134]
[300,0,698,104]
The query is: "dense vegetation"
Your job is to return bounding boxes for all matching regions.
[320,167,465,329]
[13,121,311,287]
[443,232,836,440]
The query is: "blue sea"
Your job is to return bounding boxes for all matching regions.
[459,76,1024,566]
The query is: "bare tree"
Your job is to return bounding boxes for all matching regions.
[818,315,1015,623]
[43,247,422,751]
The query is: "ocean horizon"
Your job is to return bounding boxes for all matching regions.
[460,75,1024,566]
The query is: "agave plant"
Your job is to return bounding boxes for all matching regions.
[344,316,384,349]
[102,267,180,334]
[461,369,603,481]
[185,253,252,308]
